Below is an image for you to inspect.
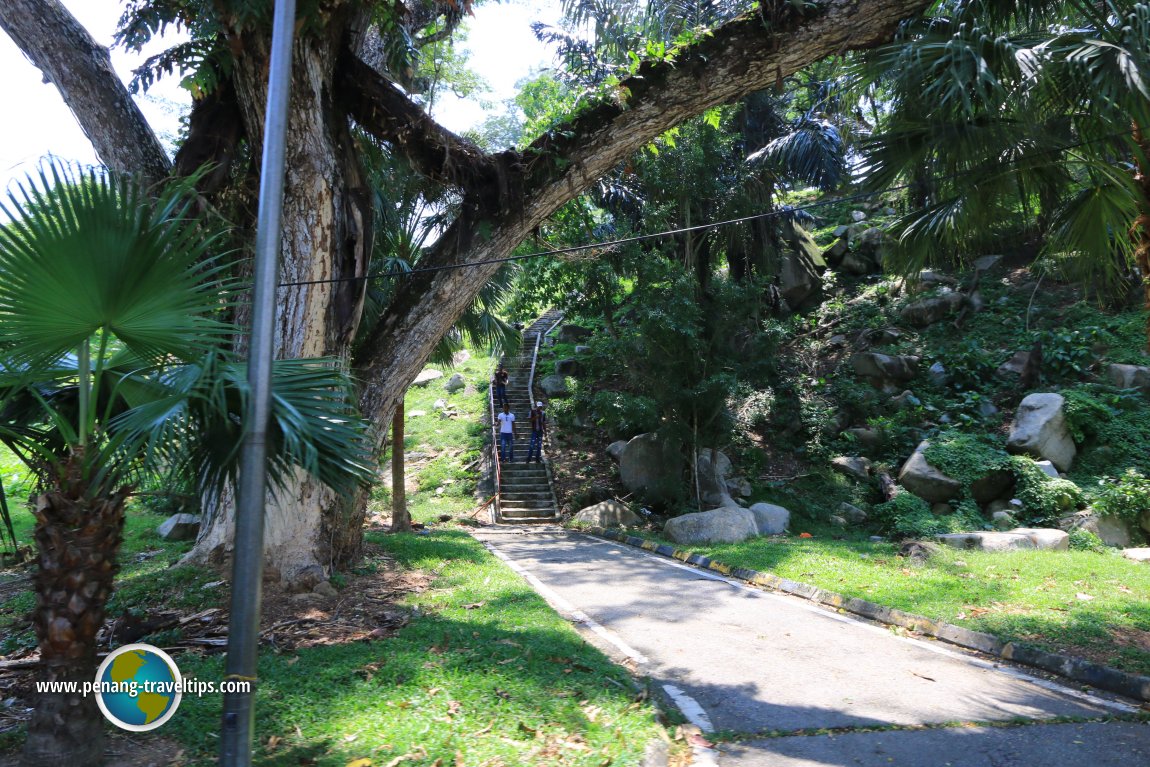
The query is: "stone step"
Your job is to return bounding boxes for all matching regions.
[501,493,554,502]
[500,507,557,518]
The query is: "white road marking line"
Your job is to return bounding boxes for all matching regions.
[662,683,715,732]
[588,535,1139,715]
[480,540,650,664]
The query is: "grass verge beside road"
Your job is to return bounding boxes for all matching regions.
[622,524,1150,676]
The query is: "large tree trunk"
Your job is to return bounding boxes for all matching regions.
[185,18,372,584]
[0,0,171,185]
[23,486,128,767]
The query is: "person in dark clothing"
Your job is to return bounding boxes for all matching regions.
[492,364,509,407]
[526,401,546,463]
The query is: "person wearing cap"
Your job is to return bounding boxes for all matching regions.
[526,401,546,463]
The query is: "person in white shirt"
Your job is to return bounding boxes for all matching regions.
[496,402,515,461]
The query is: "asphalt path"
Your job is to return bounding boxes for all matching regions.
[471,526,1149,767]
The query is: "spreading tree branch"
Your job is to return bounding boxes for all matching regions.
[0,0,172,185]
[353,0,935,440]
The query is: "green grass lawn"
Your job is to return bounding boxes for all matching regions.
[627,523,1150,676]
[0,347,676,765]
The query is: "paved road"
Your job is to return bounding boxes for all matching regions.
[471,526,1150,767]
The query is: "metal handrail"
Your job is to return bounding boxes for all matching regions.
[489,357,503,523]
[526,312,565,459]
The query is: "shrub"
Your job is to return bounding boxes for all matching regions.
[871,492,984,539]
[588,391,660,438]
[1093,469,1150,529]
[1067,528,1108,552]
[1009,456,1083,524]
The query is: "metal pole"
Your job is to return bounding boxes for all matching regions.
[219,0,296,764]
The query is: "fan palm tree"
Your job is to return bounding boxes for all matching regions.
[0,163,373,767]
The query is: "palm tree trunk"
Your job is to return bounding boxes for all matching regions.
[23,486,128,767]
[391,399,410,532]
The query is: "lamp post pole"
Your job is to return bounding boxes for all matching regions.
[219,0,297,763]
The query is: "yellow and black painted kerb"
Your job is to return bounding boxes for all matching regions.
[586,527,1150,704]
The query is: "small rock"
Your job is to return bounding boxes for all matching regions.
[573,500,642,528]
[898,441,962,503]
[412,368,443,386]
[1122,548,1150,562]
[574,345,591,354]
[976,400,999,418]
[869,535,885,543]
[831,456,872,481]
[1035,460,1060,478]
[852,352,920,384]
[557,324,592,343]
[313,580,338,598]
[890,390,921,410]
[846,428,883,449]
[996,351,1031,379]
[829,515,848,527]
[606,440,628,461]
[899,293,963,327]
[931,502,952,516]
[157,513,201,541]
[851,210,867,222]
[928,361,949,387]
[539,374,571,398]
[973,255,1003,272]
[555,358,583,377]
[452,350,471,365]
[433,398,447,410]
[1108,363,1150,392]
[443,373,466,393]
[832,225,850,237]
[838,503,868,524]
[409,410,427,417]
[991,511,1017,531]
[986,500,1013,515]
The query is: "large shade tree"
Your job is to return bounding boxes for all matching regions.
[0,0,937,583]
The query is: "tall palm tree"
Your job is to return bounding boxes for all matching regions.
[0,163,373,767]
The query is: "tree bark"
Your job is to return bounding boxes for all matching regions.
[391,399,410,532]
[0,0,171,185]
[186,17,373,582]
[23,487,128,767]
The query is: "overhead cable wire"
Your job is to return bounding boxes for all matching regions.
[275,129,1133,290]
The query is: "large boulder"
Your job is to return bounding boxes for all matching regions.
[557,324,592,343]
[539,374,571,398]
[970,468,1015,505]
[696,449,736,507]
[1006,393,1077,472]
[898,441,962,503]
[619,433,683,503]
[851,352,920,385]
[1108,363,1150,393]
[1059,510,1132,547]
[157,513,201,541]
[664,507,757,545]
[899,293,964,327]
[748,502,790,535]
[1010,527,1070,551]
[573,500,642,528]
[936,532,1035,552]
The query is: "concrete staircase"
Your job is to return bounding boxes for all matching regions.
[493,310,563,523]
